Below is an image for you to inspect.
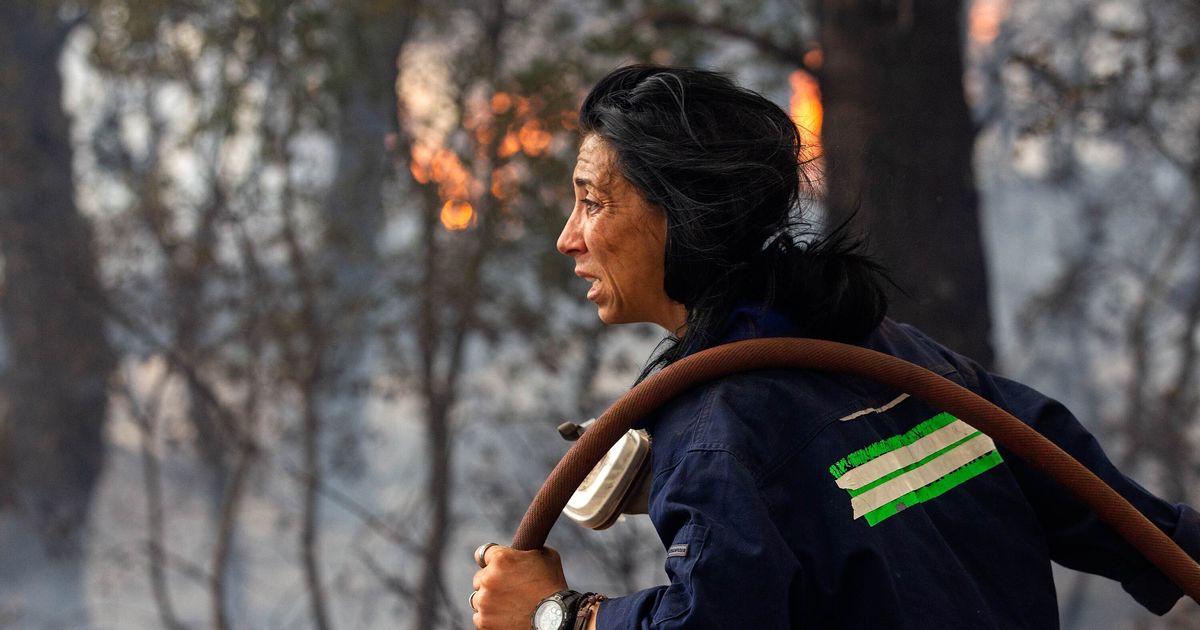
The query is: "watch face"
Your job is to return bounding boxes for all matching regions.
[534,600,565,630]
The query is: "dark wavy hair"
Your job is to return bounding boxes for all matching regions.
[578,64,888,377]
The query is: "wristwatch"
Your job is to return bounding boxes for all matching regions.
[531,590,586,630]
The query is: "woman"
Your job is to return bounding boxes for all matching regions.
[469,65,1200,629]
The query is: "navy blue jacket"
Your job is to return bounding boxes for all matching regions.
[596,309,1200,629]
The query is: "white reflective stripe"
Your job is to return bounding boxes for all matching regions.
[838,393,910,422]
[850,434,997,519]
[836,419,979,491]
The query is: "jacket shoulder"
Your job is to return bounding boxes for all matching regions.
[648,367,873,482]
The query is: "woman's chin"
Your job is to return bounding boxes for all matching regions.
[596,305,629,325]
[599,308,655,327]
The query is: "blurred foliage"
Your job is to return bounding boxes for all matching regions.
[1001,0,1200,496]
[20,0,1200,627]
[991,2,1200,625]
[33,0,807,627]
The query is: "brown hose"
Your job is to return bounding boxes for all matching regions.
[511,337,1200,602]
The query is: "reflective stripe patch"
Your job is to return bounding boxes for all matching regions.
[835,419,980,491]
[850,434,996,517]
[829,413,1003,526]
[667,544,688,558]
[829,413,959,480]
[861,451,1003,526]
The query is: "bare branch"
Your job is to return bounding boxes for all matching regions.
[283,463,421,553]
[279,150,334,630]
[120,371,186,630]
[211,441,255,630]
[360,552,414,600]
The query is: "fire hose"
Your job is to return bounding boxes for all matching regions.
[511,337,1200,602]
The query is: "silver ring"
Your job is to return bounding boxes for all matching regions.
[469,590,479,612]
[474,542,499,568]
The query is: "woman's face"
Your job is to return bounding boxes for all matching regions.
[556,135,685,331]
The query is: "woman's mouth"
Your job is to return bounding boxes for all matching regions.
[586,277,601,301]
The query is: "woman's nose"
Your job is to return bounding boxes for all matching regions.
[557,211,584,256]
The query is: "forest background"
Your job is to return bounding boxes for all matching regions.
[1,0,1198,628]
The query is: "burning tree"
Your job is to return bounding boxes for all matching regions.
[634,0,996,365]
[3,0,671,627]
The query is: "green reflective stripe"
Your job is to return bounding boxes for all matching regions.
[851,435,997,517]
[828,412,958,480]
[836,419,979,491]
[827,411,1007,526]
[846,431,985,497]
[863,450,1004,526]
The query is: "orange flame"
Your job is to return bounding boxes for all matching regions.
[433,149,473,200]
[788,69,823,150]
[409,89,564,231]
[803,48,823,71]
[491,167,509,200]
[491,92,512,114]
[518,120,553,156]
[968,0,1006,46]
[411,140,480,223]
[514,95,531,118]
[409,142,434,184]
[440,200,476,230]
[498,131,521,158]
[474,124,496,147]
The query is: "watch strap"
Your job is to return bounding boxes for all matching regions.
[560,590,588,629]
[533,589,585,630]
[574,592,607,630]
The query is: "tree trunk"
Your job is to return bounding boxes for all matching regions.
[0,0,115,557]
[415,393,453,630]
[0,1,115,623]
[317,5,409,475]
[819,0,994,367]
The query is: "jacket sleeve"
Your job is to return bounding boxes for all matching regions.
[986,373,1200,614]
[596,448,800,629]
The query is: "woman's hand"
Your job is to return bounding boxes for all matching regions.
[472,545,568,630]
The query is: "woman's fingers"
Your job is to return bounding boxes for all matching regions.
[469,543,569,629]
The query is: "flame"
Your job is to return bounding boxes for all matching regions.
[440,200,476,230]
[491,92,512,114]
[410,141,479,203]
[788,69,823,150]
[498,132,521,158]
[518,120,552,156]
[968,0,1006,46]
[514,95,531,118]
[491,168,509,200]
[474,124,496,147]
[409,142,434,184]
[407,87,564,231]
[803,48,823,71]
[433,149,473,200]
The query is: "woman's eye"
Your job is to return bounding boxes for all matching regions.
[582,199,601,214]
